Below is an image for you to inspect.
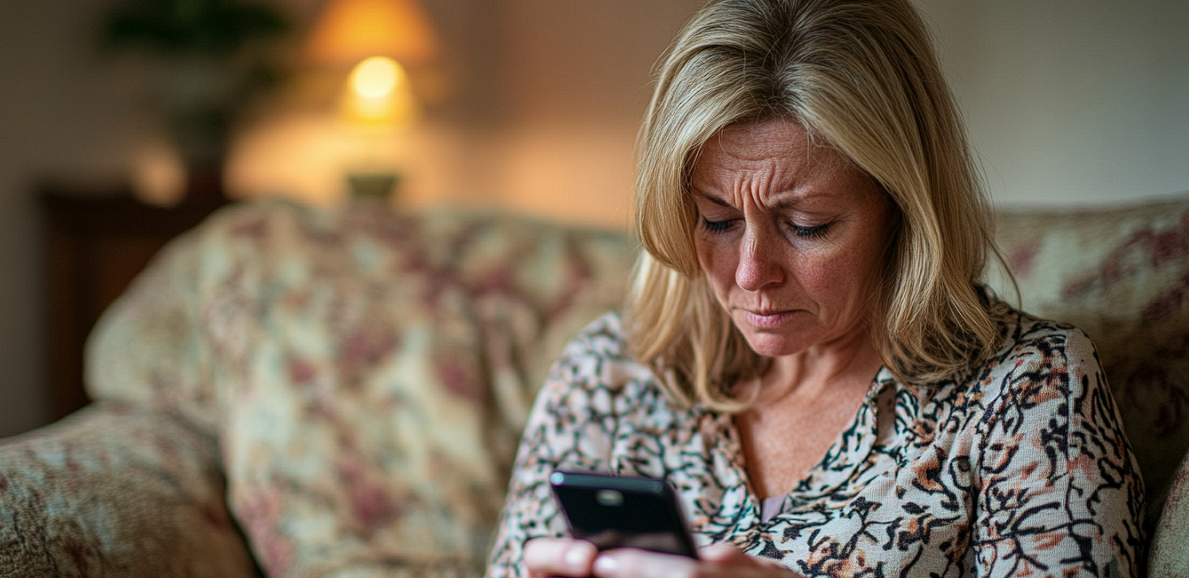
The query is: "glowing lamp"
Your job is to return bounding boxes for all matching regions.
[344,55,417,127]
[304,0,441,201]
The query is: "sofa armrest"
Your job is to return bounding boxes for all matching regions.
[0,403,259,578]
[1149,449,1189,578]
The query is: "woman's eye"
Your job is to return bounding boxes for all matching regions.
[701,217,735,233]
[790,223,829,239]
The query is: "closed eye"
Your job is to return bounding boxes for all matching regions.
[702,218,828,238]
[701,217,736,233]
[790,223,829,239]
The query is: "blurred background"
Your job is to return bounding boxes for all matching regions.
[1,0,1187,437]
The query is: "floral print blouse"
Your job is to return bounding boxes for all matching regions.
[484,302,1145,577]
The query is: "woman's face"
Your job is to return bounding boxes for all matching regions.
[690,119,895,359]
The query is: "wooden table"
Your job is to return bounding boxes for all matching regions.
[39,187,226,419]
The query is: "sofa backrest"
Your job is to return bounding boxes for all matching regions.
[84,199,641,575]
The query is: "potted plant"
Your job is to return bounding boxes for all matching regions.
[101,0,292,201]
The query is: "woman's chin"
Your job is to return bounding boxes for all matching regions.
[741,332,807,358]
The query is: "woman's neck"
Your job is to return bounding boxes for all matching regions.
[758,331,883,403]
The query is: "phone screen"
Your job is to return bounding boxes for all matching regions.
[549,470,698,558]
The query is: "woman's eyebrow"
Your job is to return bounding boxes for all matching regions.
[691,189,733,207]
[692,188,809,210]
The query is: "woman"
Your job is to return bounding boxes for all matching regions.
[486,0,1145,576]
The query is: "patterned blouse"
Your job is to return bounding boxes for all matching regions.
[484,302,1145,577]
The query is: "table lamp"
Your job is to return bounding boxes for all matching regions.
[304,0,440,201]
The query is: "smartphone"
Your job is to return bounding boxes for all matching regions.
[549,470,699,558]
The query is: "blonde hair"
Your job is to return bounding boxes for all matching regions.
[627,0,1003,411]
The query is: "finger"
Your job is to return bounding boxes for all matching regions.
[592,548,702,578]
[698,543,809,577]
[698,543,751,564]
[524,537,598,578]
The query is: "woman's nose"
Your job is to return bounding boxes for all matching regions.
[736,224,785,290]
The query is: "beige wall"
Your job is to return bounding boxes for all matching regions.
[0,0,151,437]
[227,0,700,227]
[0,0,1187,436]
[916,0,1189,207]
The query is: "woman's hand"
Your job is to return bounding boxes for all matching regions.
[524,538,806,578]
[524,537,599,577]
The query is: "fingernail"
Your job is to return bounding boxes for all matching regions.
[565,545,588,569]
[593,554,618,575]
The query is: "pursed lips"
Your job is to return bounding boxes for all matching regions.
[736,306,800,329]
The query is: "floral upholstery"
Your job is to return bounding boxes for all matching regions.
[2,194,1188,577]
[0,403,258,577]
[1149,451,1189,578]
[87,199,632,578]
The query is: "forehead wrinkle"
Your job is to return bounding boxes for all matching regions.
[692,159,815,211]
[693,120,854,212]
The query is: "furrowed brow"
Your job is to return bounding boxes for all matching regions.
[771,197,804,211]
[692,188,810,210]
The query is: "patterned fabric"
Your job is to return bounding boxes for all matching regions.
[0,403,259,578]
[484,304,1145,577]
[988,197,1189,533]
[83,199,638,578]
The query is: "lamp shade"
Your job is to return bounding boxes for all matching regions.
[305,0,440,67]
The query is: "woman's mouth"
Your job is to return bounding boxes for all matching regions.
[740,308,797,329]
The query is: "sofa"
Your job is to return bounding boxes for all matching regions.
[1,194,1188,577]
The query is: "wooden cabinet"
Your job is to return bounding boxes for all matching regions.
[40,187,225,420]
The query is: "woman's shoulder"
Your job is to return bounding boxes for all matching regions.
[538,311,668,407]
[962,294,1107,423]
[983,295,1099,372]
[554,311,631,362]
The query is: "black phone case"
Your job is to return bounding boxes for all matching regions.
[549,470,699,558]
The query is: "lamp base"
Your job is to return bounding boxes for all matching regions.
[346,171,400,201]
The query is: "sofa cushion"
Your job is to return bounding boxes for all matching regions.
[0,403,259,578]
[989,193,1189,527]
[87,200,638,577]
[85,204,227,431]
[1149,448,1189,578]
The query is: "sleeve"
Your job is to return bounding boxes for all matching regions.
[482,315,628,578]
[973,326,1146,577]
